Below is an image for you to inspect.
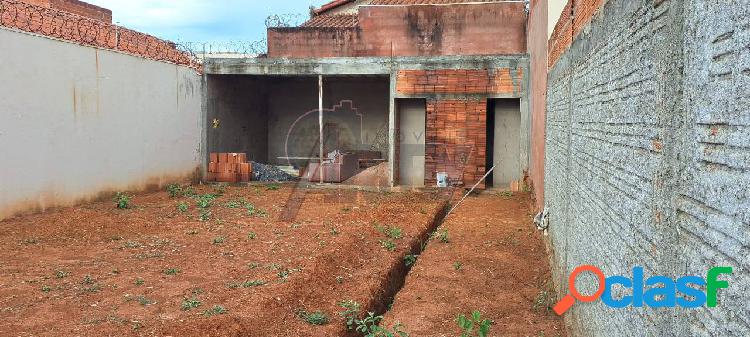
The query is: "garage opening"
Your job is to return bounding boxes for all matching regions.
[488,98,521,189]
[206,75,390,185]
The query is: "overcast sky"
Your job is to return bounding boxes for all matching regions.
[85,0,330,42]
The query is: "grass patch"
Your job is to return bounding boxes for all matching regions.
[228,280,267,289]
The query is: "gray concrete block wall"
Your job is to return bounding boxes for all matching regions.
[545,0,750,335]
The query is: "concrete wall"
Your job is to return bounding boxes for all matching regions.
[268,2,527,58]
[397,99,426,187]
[528,0,548,208]
[206,76,269,162]
[0,27,202,220]
[492,99,521,188]
[545,0,749,336]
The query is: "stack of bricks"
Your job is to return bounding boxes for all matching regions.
[395,69,522,95]
[207,153,252,183]
[424,99,487,188]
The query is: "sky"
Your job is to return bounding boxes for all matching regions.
[85,0,331,43]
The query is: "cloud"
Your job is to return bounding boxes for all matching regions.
[85,0,329,42]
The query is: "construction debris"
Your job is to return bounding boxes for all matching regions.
[251,161,299,182]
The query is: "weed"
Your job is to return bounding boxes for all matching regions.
[21,238,38,245]
[532,288,555,312]
[499,191,513,199]
[199,209,211,222]
[41,285,52,293]
[434,229,450,243]
[226,200,243,209]
[297,309,329,325]
[457,311,491,337]
[186,229,199,235]
[453,261,463,271]
[182,186,196,197]
[266,183,280,191]
[380,239,397,252]
[330,227,340,236]
[181,297,202,311]
[338,300,361,331]
[55,270,69,279]
[134,278,145,286]
[135,295,154,306]
[177,202,189,212]
[404,254,418,267]
[247,232,257,240]
[163,268,181,276]
[82,275,95,285]
[356,312,409,337]
[167,184,182,198]
[248,262,261,269]
[243,202,267,217]
[213,236,226,245]
[277,267,301,280]
[114,192,131,209]
[123,241,141,249]
[342,206,351,212]
[196,194,217,209]
[335,276,345,284]
[213,184,226,195]
[110,236,123,241]
[84,284,102,293]
[376,224,403,240]
[228,280,266,289]
[203,305,227,317]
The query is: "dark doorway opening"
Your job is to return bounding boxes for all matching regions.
[485,99,496,188]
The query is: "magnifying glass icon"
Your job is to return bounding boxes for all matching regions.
[553,265,606,315]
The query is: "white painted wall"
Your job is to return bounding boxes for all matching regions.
[0,27,203,219]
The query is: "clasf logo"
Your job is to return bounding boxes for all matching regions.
[553,265,733,315]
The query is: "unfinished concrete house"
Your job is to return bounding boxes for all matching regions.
[204,0,531,190]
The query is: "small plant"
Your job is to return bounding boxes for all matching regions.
[226,200,243,209]
[434,229,450,243]
[41,285,52,293]
[203,305,227,317]
[135,295,154,306]
[380,239,397,252]
[338,300,361,331]
[457,311,491,337]
[335,276,345,284]
[297,309,329,325]
[82,275,95,285]
[55,270,69,279]
[134,278,145,286]
[356,312,409,337]
[196,194,217,209]
[163,268,181,275]
[453,261,463,271]
[228,280,267,289]
[330,227,340,236]
[167,184,182,198]
[84,284,102,293]
[404,254,418,267]
[181,297,202,311]
[266,183,280,191]
[199,209,211,222]
[182,186,196,197]
[114,192,131,209]
[177,202,189,212]
[376,224,403,240]
[247,232,257,240]
[213,236,226,245]
[213,184,226,195]
[248,262,261,269]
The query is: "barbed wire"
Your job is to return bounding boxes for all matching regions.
[0,0,201,70]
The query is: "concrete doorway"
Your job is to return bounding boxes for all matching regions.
[489,99,521,189]
[397,99,426,187]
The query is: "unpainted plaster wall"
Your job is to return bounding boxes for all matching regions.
[0,27,202,220]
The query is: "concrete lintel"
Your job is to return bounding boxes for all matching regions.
[204,55,529,75]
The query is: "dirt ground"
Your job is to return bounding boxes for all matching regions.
[382,192,566,337]
[0,184,445,337]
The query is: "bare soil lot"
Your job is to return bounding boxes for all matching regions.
[383,193,566,337]
[0,184,444,337]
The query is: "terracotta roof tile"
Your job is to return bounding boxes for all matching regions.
[369,0,504,5]
[302,14,360,28]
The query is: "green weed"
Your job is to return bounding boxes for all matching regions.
[167,184,182,198]
[457,311,491,337]
[163,268,181,275]
[404,254,418,267]
[181,297,202,311]
[134,278,145,286]
[114,192,131,209]
[247,232,257,240]
[213,236,226,245]
[177,202,189,212]
[454,261,463,271]
[356,312,409,337]
[297,309,329,325]
[380,239,397,252]
[266,183,280,191]
[338,300,361,331]
[55,270,69,279]
[203,305,227,317]
[228,280,266,289]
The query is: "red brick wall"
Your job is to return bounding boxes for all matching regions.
[425,99,487,188]
[16,0,112,22]
[268,2,527,58]
[548,0,606,67]
[0,0,199,70]
[396,68,523,188]
[396,69,522,95]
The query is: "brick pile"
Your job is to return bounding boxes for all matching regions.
[207,153,252,183]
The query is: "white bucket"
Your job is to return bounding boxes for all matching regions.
[436,172,449,188]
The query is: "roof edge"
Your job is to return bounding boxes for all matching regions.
[313,0,356,15]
